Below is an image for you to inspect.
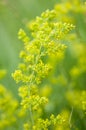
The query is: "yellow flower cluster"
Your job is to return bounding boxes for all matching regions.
[30,113,70,130]
[0,69,6,79]
[12,9,74,84]
[0,69,27,129]
[21,94,48,111]
[18,29,30,44]
[66,90,86,111]
[70,44,86,78]
[54,0,86,23]
[12,8,74,130]
[0,84,18,129]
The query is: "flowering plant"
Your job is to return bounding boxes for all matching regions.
[0,0,86,130]
[12,9,74,130]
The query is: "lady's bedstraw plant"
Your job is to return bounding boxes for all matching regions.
[12,9,74,130]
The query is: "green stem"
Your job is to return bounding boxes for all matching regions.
[29,105,34,126]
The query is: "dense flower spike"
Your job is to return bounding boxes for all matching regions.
[12,9,74,129]
[12,10,74,85]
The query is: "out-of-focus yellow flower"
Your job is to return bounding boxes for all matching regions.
[0,70,6,79]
